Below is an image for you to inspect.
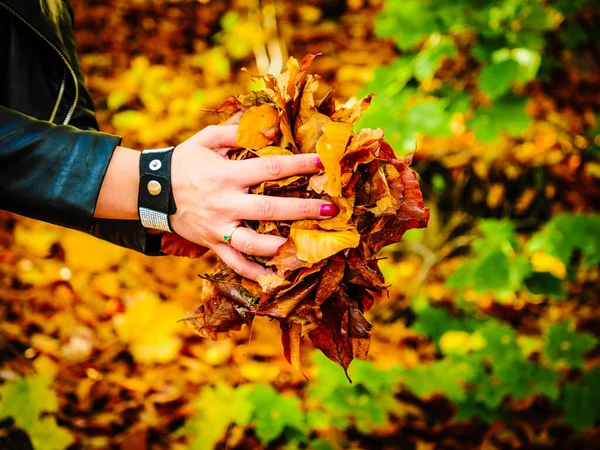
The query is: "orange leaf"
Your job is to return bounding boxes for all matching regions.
[316,122,353,197]
[236,104,280,149]
[290,225,360,264]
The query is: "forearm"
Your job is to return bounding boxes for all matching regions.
[0,106,120,232]
[94,146,140,220]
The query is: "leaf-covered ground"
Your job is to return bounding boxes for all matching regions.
[1,0,599,449]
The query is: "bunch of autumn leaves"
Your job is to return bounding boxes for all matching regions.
[164,55,429,377]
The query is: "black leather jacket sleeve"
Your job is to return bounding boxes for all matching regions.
[0,105,163,255]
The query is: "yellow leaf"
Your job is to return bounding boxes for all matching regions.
[61,230,125,272]
[296,112,331,154]
[316,122,353,197]
[236,104,280,149]
[14,222,59,258]
[439,331,485,355]
[531,251,567,279]
[366,195,399,217]
[113,292,184,363]
[486,183,505,209]
[254,146,294,157]
[308,172,328,194]
[290,226,360,263]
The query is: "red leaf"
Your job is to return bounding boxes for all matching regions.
[309,295,353,381]
[161,234,209,259]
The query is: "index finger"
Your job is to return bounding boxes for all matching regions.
[230,154,322,186]
[193,125,239,150]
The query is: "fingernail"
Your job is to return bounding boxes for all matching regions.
[315,157,324,169]
[320,204,339,217]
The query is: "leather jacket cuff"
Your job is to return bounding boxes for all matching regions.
[90,219,164,256]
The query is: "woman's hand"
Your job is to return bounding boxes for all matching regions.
[170,125,337,280]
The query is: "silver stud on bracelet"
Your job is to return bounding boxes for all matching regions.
[147,180,162,196]
[149,159,162,171]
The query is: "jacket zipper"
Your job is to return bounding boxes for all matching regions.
[0,1,79,125]
[49,71,66,123]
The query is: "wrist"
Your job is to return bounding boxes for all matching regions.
[95,146,140,220]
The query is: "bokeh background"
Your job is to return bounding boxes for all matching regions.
[1,0,600,449]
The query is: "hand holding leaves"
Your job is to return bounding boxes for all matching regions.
[170,55,429,375]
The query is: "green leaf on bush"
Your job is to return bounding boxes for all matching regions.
[414,35,457,81]
[401,358,478,403]
[527,214,600,266]
[309,353,401,433]
[408,98,452,137]
[246,385,307,445]
[184,383,253,450]
[543,321,598,368]
[561,366,600,432]
[375,0,439,50]
[412,303,476,343]
[479,59,520,99]
[524,272,566,297]
[469,95,530,142]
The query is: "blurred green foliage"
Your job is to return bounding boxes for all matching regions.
[357,0,599,148]
[0,375,73,450]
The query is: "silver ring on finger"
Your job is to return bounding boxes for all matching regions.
[223,226,240,246]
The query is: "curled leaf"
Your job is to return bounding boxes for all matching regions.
[316,122,354,197]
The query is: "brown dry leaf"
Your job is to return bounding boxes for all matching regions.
[267,238,313,275]
[256,272,288,294]
[259,277,319,318]
[346,298,372,360]
[331,93,375,124]
[297,113,332,154]
[315,259,346,306]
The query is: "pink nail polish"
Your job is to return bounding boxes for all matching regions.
[315,157,324,169]
[320,204,339,217]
